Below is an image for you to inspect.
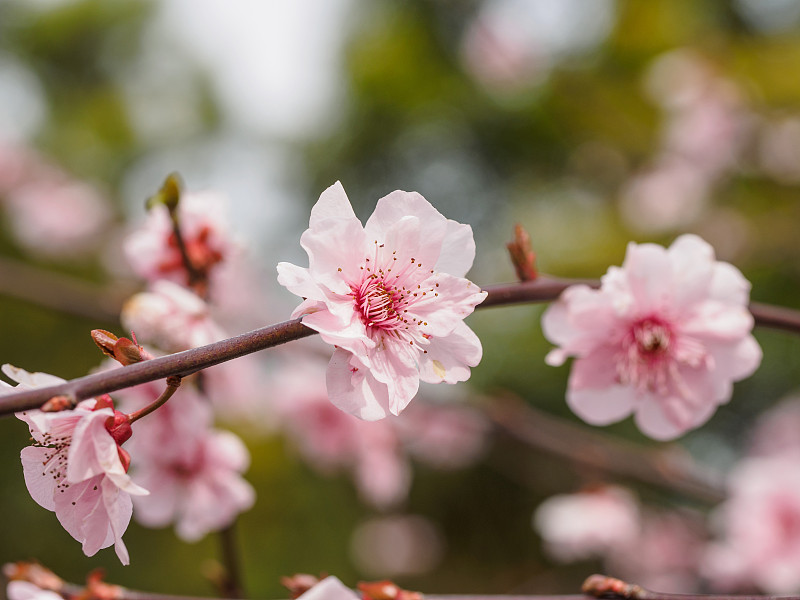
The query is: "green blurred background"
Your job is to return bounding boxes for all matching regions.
[0,0,800,597]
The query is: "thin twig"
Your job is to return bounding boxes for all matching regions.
[0,278,798,418]
[127,376,182,424]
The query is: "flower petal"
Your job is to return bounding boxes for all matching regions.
[419,321,482,384]
[326,349,389,420]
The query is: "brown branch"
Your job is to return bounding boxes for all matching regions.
[488,396,726,503]
[0,277,798,418]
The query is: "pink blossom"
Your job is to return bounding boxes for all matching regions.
[272,357,411,509]
[5,366,147,565]
[609,509,706,593]
[4,179,111,258]
[131,428,255,542]
[277,182,486,420]
[120,280,226,352]
[296,577,358,600]
[116,381,255,541]
[542,234,761,440]
[533,486,641,562]
[703,454,800,593]
[123,189,234,295]
[6,581,63,600]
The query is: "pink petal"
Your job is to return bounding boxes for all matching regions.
[102,477,133,565]
[309,181,358,228]
[709,261,751,306]
[705,335,762,383]
[20,446,57,510]
[326,349,390,420]
[681,301,754,340]
[419,321,482,384]
[621,242,674,314]
[407,273,486,337]
[67,409,113,483]
[302,308,373,357]
[365,189,448,269]
[435,220,477,278]
[276,262,326,303]
[567,349,620,391]
[132,469,181,527]
[367,338,420,415]
[297,577,359,600]
[667,234,715,313]
[301,218,367,293]
[566,384,636,426]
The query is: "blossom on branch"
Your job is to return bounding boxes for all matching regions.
[115,380,255,541]
[4,366,147,565]
[542,234,761,440]
[277,182,487,420]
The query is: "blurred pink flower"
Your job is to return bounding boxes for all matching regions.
[121,280,226,352]
[6,581,62,600]
[297,577,358,600]
[4,179,111,258]
[6,366,147,565]
[116,381,254,541]
[703,454,800,594]
[277,182,486,420]
[749,394,800,458]
[533,485,641,562]
[609,510,706,593]
[123,189,235,296]
[542,234,761,440]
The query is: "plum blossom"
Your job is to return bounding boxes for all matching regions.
[6,581,62,600]
[271,355,488,509]
[277,182,486,420]
[296,577,358,600]
[542,234,761,440]
[703,454,800,593]
[5,366,147,565]
[121,280,226,352]
[533,486,641,562]
[115,380,255,541]
[123,189,235,297]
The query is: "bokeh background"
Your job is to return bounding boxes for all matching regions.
[1,0,800,597]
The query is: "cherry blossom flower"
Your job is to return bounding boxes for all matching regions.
[115,380,255,541]
[296,577,358,600]
[533,485,641,562]
[121,280,226,352]
[4,179,111,258]
[542,234,762,440]
[703,454,800,594]
[5,366,147,565]
[277,182,486,420]
[6,581,62,600]
[123,189,235,297]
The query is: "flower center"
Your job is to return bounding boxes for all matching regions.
[616,317,675,392]
[347,241,435,348]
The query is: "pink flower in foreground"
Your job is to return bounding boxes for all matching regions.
[277,182,486,420]
[542,234,761,440]
[703,454,800,594]
[5,366,147,564]
[533,485,641,562]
